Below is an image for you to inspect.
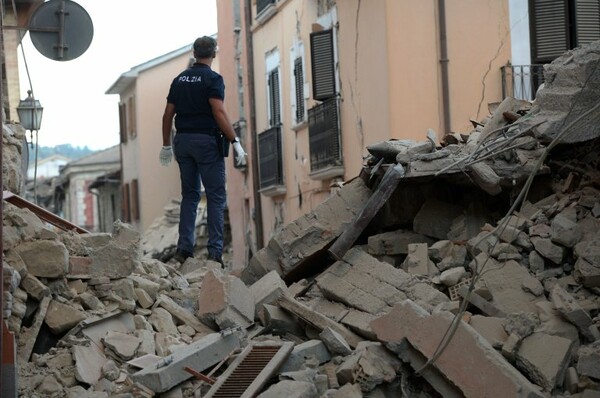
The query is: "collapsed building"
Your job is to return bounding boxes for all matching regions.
[2,41,600,397]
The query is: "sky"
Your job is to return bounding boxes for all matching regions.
[17,0,218,150]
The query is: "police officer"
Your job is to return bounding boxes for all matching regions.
[159,36,247,265]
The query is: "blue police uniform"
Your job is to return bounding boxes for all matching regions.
[167,63,227,261]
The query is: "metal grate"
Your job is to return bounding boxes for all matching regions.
[258,126,284,189]
[308,97,342,172]
[206,342,294,398]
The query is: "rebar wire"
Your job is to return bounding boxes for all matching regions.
[417,56,600,375]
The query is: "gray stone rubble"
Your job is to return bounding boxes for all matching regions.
[2,40,600,397]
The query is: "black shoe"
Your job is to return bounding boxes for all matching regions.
[207,253,224,266]
[174,249,193,263]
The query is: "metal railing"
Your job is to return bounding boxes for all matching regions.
[258,126,284,189]
[308,97,342,172]
[501,64,546,101]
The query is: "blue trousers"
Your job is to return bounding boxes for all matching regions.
[173,133,226,258]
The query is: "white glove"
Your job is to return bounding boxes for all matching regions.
[232,140,247,167]
[159,146,173,166]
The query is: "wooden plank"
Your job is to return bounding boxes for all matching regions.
[3,191,89,234]
[328,164,405,260]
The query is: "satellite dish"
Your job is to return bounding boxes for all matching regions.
[28,0,94,61]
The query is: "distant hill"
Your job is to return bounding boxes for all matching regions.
[27,144,95,164]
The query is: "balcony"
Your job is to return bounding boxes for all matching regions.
[258,126,286,196]
[308,98,344,180]
[501,63,546,101]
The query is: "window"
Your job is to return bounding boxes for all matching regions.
[257,0,276,16]
[122,183,131,222]
[258,126,284,192]
[291,43,307,125]
[265,50,281,128]
[529,0,600,64]
[131,179,140,221]
[310,29,336,101]
[308,97,343,178]
[127,96,137,138]
[118,103,127,143]
[268,69,281,126]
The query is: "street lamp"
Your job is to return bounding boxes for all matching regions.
[17,90,44,204]
[17,89,44,132]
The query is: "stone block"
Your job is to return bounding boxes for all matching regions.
[576,341,600,380]
[371,300,544,398]
[258,304,304,336]
[531,237,566,265]
[21,273,50,300]
[257,380,318,398]
[16,240,69,278]
[73,344,107,386]
[68,256,93,276]
[514,332,573,391]
[197,269,254,330]
[250,270,288,317]
[103,331,142,361]
[367,229,434,256]
[90,243,137,279]
[45,300,87,334]
[319,327,352,356]
[149,307,178,335]
[279,340,331,373]
[550,284,595,341]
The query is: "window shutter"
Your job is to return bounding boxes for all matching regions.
[294,57,305,123]
[310,29,336,101]
[131,179,140,221]
[575,0,600,46]
[118,103,127,143]
[268,69,281,126]
[530,0,569,63]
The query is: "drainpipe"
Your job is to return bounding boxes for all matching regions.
[437,0,451,134]
[244,0,264,250]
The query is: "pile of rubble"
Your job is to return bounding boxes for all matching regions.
[2,42,600,397]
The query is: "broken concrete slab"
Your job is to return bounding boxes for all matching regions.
[279,340,331,373]
[197,269,255,330]
[550,284,595,341]
[45,300,87,334]
[576,341,600,380]
[72,344,107,386]
[319,327,352,356]
[157,294,213,335]
[371,300,544,398]
[18,296,51,361]
[103,331,142,361]
[15,239,69,278]
[241,177,372,283]
[256,380,318,398]
[132,332,241,393]
[367,228,434,256]
[514,332,573,391]
[250,270,288,317]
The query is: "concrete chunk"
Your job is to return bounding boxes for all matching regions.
[279,340,331,373]
[250,270,288,317]
[45,300,87,334]
[576,341,600,380]
[132,332,241,393]
[371,300,544,398]
[15,240,69,278]
[515,332,573,391]
[367,229,434,256]
[197,269,255,330]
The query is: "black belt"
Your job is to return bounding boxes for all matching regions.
[177,129,219,135]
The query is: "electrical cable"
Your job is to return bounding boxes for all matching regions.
[417,55,600,375]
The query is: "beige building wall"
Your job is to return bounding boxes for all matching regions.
[217,0,511,268]
[118,50,196,232]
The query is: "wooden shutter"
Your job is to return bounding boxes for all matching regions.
[530,0,569,63]
[575,0,600,46]
[122,183,131,222]
[294,57,305,123]
[310,29,336,101]
[119,103,127,143]
[268,69,281,127]
[131,179,140,221]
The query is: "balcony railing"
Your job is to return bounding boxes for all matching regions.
[258,126,284,191]
[308,98,343,178]
[501,63,546,101]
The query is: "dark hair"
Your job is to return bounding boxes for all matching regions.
[193,36,217,59]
